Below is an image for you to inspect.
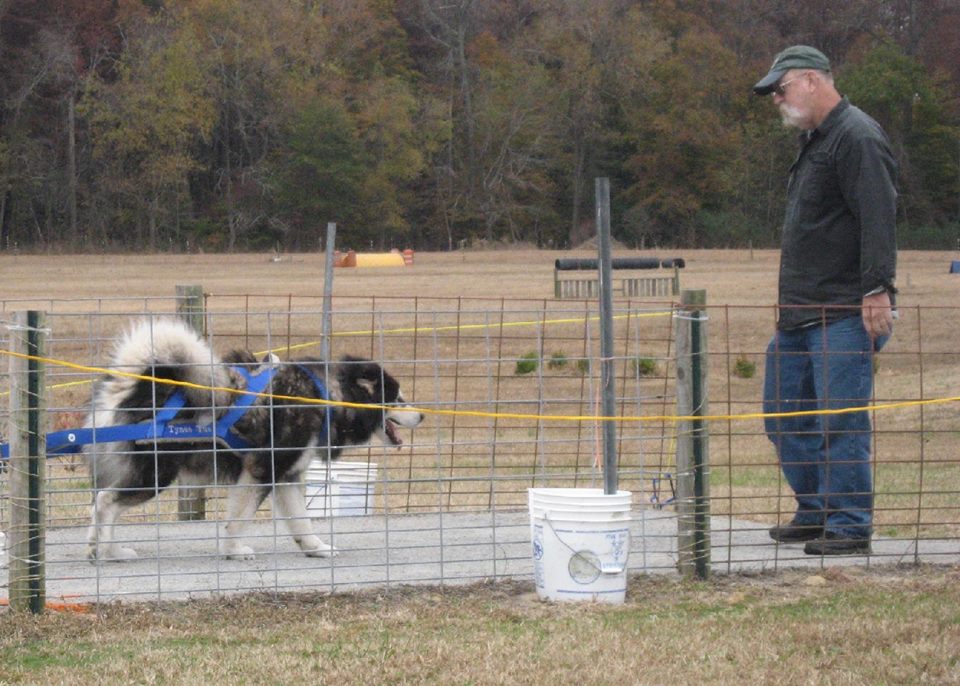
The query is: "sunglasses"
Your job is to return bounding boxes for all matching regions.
[772,74,806,97]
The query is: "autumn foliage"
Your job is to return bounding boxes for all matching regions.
[0,0,957,252]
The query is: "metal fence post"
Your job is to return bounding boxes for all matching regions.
[8,310,47,613]
[595,178,618,495]
[675,290,710,579]
[321,223,336,362]
[176,285,206,520]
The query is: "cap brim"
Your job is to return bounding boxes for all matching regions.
[752,69,784,95]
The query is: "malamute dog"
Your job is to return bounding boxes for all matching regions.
[85,318,423,562]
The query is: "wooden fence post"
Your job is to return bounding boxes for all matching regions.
[674,290,710,579]
[7,311,47,613]
[175,285,206,521]
[176,284,205,334]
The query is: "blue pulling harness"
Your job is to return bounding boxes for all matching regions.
[0,364,331,461]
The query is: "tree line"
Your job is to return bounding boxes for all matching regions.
[1,0,958,253]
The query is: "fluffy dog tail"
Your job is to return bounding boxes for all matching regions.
[99,318,233,411]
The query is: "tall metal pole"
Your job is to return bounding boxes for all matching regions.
[321,222,336,361]
[595,178,618,495]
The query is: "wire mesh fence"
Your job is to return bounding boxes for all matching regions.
[1,292,958,605]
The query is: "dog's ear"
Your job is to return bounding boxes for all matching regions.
[356,375,377,396]
[357,362,388,398]
[340,356,381,398]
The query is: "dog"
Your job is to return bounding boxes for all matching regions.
[84,317,423,562]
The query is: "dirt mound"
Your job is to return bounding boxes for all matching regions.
[572,235,629,251]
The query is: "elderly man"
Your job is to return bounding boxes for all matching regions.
[753,46,898,555]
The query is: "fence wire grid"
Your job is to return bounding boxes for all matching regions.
[1,292,958,605]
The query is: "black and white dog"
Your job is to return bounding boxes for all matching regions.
[85,318,423,562]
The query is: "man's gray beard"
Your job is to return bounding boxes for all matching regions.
[780,103,806,129]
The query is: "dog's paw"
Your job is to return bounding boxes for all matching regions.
[221,543,256,560]
[113,547,139,561]
[300,536,338,558]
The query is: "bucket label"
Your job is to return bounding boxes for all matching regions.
[532,524,545,589]
[608,529,628,562]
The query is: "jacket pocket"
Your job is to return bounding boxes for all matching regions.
[797,151,836,209]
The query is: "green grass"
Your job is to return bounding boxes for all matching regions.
[712,465,782,490]
[704,460,960,538]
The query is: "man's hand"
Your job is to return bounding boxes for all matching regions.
[862,290,893,341]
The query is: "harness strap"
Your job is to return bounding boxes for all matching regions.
[295,363,332,446]
[217,365,271,431]
[0,361,331,460]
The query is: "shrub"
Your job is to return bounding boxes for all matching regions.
[547,352,568,370]
[515,351,539,375]
[632,357,659,377]
[733,355,757,379]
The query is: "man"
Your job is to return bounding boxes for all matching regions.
[753,46,898,555]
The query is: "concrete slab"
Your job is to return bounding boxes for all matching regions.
[3,509,958,604]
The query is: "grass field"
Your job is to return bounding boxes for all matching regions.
[2,567,959,685]
[2,249,960,683]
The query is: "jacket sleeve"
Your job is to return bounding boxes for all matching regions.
[836,124,898,296]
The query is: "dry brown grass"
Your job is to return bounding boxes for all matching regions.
[2,566,960,685]
[4,249,957,529]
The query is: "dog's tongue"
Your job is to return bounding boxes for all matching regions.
[385,420,403,447]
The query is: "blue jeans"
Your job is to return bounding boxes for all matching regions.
[763,316,888,538]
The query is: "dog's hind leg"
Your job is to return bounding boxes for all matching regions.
[87,490,139,562]
[220,471,269,560]
[274,481,337,558]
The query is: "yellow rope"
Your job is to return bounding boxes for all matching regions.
[261,310,673,354]
[1,310,674,391]
[1,348,957,424]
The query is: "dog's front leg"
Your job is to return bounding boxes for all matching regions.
[274,480,338,558]
[220,472,268,560]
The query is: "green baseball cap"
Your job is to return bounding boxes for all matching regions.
[752,45,831,95]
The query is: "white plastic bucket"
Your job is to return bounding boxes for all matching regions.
[528,488,632,603]
[305,461,378,517]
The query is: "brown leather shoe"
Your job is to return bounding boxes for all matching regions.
[768,520,824,543]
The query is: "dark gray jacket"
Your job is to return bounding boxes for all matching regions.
[777,97,898,330]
